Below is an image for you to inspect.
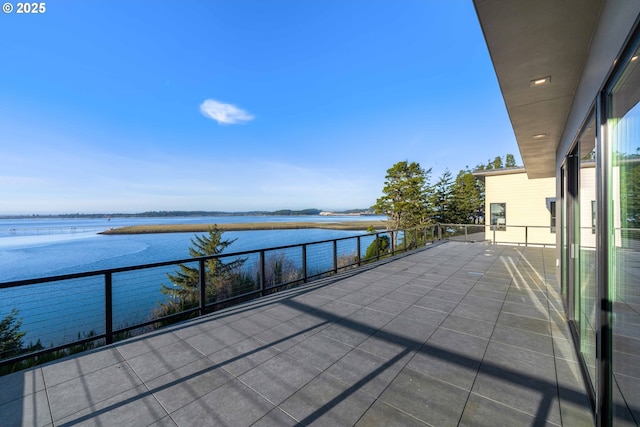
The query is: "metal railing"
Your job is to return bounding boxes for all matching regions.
[437,223,558,247]
[0,224,439,372]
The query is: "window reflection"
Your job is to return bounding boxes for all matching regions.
[608,42,640,424]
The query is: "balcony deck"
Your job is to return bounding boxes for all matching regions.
[0,241,594,426]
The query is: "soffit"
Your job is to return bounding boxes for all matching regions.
[473,0,603,178]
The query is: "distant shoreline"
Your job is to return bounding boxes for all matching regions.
[99,220,387,235]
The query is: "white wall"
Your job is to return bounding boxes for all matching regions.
[484,171,556,245]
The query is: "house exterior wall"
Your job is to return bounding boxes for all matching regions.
[483,171,556,245]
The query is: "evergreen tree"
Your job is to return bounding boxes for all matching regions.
[451,169,485,224]
[505,153,517,168]
[0,309,26,360]
[372,161,432,232]
[491,156,503,169]
[161,226,247,309]
[430,169,454,223]
[364,235,391,261]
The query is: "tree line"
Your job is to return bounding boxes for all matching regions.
[372,154,518,230]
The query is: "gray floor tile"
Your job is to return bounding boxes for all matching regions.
[414,295,459,313]
[427,288,466,303]
[42,347,124,387]
[209,337,281,377]
[409,344,481,390]
[382,290,423,304]
[251,408,301,426]
[324,347,408,398]
[228,312,283,337]
[170,379,274,426]
[378,316,439,347]
[238,352,321,405]
[0,389,52,427]
[502,301,550,321]
[378,367,469,427]
[491,324,554,355]
[482,340,557,383]
[47,362,143,421]
[314,299,361,318]
[399,305,449,325]
[148,416,179,427]
[497,311,552,336]
[366,297,412,315]
[318,321,377,347]
[355,400,430,426]
[146,357,234,413]
[472,342,562,425]
[284,334,353,371]
[183,323,249,355]
[451,302,500,323]
[459,392,559,427]
[279,373,376,427]
[0,368,45,406]
[439,314,495,339]
[127,340,204,382]
[115,331,181,360]
[252,321,313,351]
[357,331,419,361]
[55,384,167,427]
[461,294,505,310]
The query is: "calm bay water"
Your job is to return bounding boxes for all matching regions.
[0,215,384,346]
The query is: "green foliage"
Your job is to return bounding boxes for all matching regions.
[0,309,48,376]
[430,169,454,223]
[364,235,391,261]
[619,157,640,229]
[372,161,432,231]
[450,169,485,224]
[260,252,301,287]
[159,226,247,316]
[474,153,519,171]
[0,309,26,360]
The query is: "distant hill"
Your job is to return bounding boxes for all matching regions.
[0,208,375,219]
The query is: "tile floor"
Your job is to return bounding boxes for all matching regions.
[0,242,594,426]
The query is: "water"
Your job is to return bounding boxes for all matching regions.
[0,215,384,347]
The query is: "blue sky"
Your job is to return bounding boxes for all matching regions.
[0,0,518,214]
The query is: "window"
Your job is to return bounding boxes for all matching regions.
[490,203,506,230]
[550,200,557,233]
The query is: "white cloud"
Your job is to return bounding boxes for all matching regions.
[199,99,254,125]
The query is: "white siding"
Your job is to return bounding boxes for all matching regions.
[484,172,556,245]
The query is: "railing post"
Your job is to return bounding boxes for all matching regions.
[493,227,496,245]
[525,226,528,247]
[105,272,113,345]
[376,233,380,260]
[260,250,266,296]
[198,259,207,316]
[465,225,468,242]
[333,240,338,274]
[438,224,442,240]
[391,231,395,255]
[357,236,361,266]
[302,244,308,283]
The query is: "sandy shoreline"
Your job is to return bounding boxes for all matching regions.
[99,220,387,235]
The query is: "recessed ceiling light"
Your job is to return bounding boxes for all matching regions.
[533,133,547,139]
[530,76,551,87]
[632,55,639,62]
